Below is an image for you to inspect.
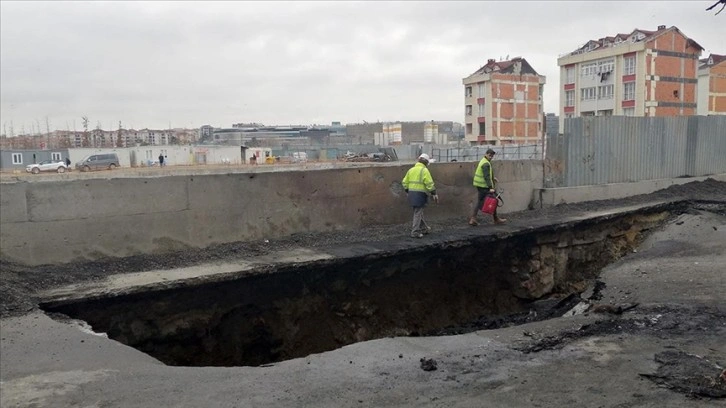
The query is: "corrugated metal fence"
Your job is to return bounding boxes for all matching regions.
[544,116,726,188]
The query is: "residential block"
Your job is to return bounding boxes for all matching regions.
[462,57,546,145]
[698,54,726,115]
[557,25,703,129]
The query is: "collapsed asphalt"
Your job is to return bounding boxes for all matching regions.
[1,178,725,407]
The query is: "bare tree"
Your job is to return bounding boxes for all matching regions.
[707,0,726,15]
[117,121,124,148]
[82,116,90,147]
[45,116,51,149]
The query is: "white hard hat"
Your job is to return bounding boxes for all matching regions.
[418,153,430,161]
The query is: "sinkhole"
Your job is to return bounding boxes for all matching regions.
[42,206,680,367]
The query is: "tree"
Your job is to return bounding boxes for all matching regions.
[45,117,51,149]
[116,121,124,148]
[82,116,90,147]
[707,0,726,15]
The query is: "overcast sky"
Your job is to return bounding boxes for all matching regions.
[1,1,723,133]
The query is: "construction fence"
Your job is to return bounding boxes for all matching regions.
[429,144,543,163]
[545,116,726,188]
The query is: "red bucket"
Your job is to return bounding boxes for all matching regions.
[482,196,498,214]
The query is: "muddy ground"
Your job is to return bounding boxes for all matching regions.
[1,178,725,318]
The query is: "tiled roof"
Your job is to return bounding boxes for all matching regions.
[569,25,703,56]
[470,57,540,76]
[700,53,726,68]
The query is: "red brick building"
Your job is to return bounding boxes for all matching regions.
[698,53,726,115]
[462,57,546,145]
[557,25,703,129]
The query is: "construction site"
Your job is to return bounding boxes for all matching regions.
[1,116,725,407]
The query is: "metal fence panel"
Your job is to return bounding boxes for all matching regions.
[546,116,725,188]
[430,144,543,163]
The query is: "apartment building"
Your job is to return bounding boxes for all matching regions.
[697,54,726,115]
[557,25,703,129]
[462,57,546,145]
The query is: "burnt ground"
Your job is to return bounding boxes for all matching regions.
[1,178,725,319]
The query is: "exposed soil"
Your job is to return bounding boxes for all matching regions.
[1,178,725,319]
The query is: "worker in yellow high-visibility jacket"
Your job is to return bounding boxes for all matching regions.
[402,153,438,238]
[469,149,507,226]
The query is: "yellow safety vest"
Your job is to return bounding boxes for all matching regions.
[473,157,494,188]
[402,162,435,193]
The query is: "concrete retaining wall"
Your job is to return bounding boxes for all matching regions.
[536,173,726,207]
[0,160,543,266]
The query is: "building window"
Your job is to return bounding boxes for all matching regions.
[12,153,23,164]
[598,85,614,99]
[466,123,473,134]
[478,123,486,136]
[565,67,575,84]
[465,86,472,97]
[597,59,614,74]
[623,56,636,75]
[466,105,472,116]
[581,63,597,76]
[623,107,635,116]
[51,152,62,161]
[565,113,574,119]
[597,109,613,116]
[478,103,485,116]
[623,82,635,101]
[581,111,595,116]
[478,83,485,97]
[565,90,575,106]
[581,87,597,101]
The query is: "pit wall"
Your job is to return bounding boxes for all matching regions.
[0,160,542,266]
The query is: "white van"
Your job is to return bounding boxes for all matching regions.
[75,153,120,172]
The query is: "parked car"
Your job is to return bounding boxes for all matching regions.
[26,160,68,174]
[75,153,120,172]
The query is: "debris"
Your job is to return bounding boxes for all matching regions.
[562,301,591,317]
[589,302,639,315]
[640,350,726,398]
[420,358,438,371]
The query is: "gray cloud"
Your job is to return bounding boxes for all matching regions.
[1,1,723,132]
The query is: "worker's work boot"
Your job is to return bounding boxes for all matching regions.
[468,217,479,226]
[493,216,508,224]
